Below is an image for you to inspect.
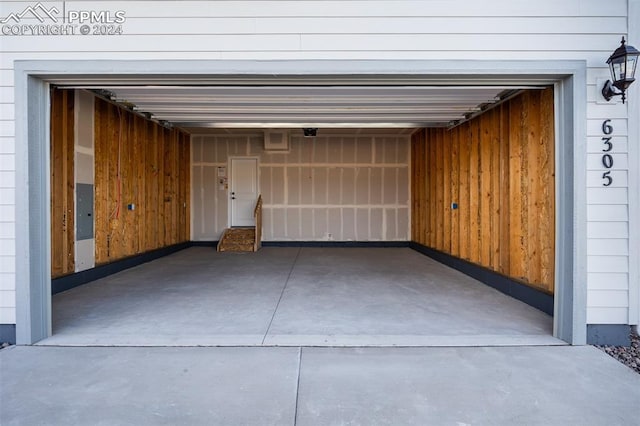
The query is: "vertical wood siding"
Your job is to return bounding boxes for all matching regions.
[93,97,190,265]
[411,88,555,293]
[50,88,75,278]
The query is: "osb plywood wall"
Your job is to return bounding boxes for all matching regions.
[50,88,75,277]
[50,89,191,278]
[94,98,190,265]
[191,134,410,241]
[411,88,555,293]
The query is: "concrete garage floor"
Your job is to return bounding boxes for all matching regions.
[41,247,560,347]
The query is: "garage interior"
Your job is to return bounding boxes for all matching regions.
[44,80,558,346]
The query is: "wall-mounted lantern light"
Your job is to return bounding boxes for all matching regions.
[602,37,639,104]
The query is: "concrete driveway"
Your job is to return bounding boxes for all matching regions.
[1,344,639,425]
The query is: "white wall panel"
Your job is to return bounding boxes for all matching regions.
[0,105,14,121]
[0,274,15,291]
[24,0,622,18]
[92,16,628,36]
[587,136,627,154]
[587,205,628,222]
[586,188,628,205]
[587,239,629,256]
[191,134,410,241]
[587,222,628,239]
[0,290,15,308]
[0,87,15,104]
[588,273,629,291]
[586,119,628,136]
[0,34,302,52]
[0,307,15,324]
[0,69,14,86]
[0,188,14,203]
[301,34,622,52]
[0,122,15,138]
[587,307,628,324]
[0,139,15,156]
[0,240,14,256]
[0,50,622,69]
[586,153,628,170]
[587,102,629,120]
[0,33,625,52]
[587,256,629,273]
[0,255,15,273]
[588,290,629,309]
[0,206,14,223]
[0,223,15,239]
[190,166,203,239]
[587,171,628,188]
[258,17,627,34]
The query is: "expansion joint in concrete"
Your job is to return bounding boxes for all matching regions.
[262,247,302,345]
[293,347,303,425]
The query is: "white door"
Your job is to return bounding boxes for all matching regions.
[230,157,258,227]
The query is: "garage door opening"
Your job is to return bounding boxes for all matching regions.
[44,83,558,346]
[14,60,585,345]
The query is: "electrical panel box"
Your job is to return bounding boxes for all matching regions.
[76,183,94,241]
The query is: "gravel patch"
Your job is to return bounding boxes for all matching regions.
[595,333,640,375]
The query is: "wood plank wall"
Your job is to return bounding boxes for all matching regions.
[411,88,555,293]
[94,97,191,265]
[50,88,75,278]
[50,90,191,277]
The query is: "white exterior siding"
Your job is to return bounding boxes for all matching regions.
[0,0,638,329]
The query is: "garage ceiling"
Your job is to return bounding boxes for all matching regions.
[55,68,552,132]
[82,85,532,131]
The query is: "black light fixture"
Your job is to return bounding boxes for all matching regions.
[303,128,318,137]
[602,37,639,104]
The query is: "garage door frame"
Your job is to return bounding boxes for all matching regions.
[12,59,587,344]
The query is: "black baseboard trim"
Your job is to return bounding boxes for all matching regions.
[190,241,219,247]
[587,324,632,346]
[409,242,554,316]
[0,324,16,344]
[262,241,410,248]
[51,242,192,295]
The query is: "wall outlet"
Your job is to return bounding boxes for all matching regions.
[326,232,333,240]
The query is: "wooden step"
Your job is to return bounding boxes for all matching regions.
[217,228,256,252]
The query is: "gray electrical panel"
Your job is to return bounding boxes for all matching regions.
[76,183,94,241]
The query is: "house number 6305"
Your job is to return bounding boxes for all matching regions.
[601,119,614,186]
